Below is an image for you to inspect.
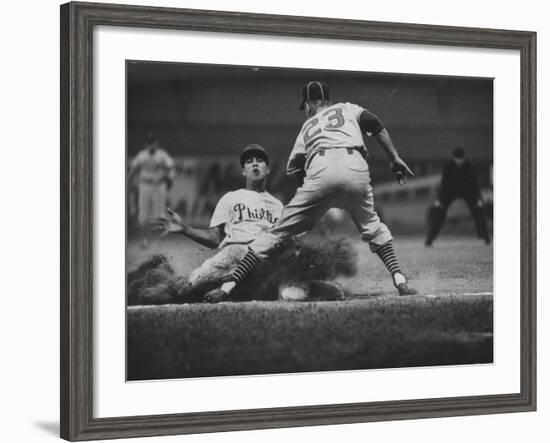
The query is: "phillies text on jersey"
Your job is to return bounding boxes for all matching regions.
[210,188,284,248]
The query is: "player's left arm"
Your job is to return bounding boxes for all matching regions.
[150,208,224,248]
[360,110,414,185]
[177,223,224,248]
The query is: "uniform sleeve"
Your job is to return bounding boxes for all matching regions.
[359,109,385,136]
[209,192,232,228]
[345,102,366,122]
[286,131,307,175]
[130,151,143,170]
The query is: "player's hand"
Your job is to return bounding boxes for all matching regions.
[150,208,184,236]
[391,157,414,185]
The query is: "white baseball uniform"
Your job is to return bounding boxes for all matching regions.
[188,188,283,287]
[130,148,175,226]
[250,102,393,257]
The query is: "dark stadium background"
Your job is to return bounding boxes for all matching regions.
[126,61,493,235]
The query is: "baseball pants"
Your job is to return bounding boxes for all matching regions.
[138,181,168,227]
[188,244,249,288]
[250,148,393,258]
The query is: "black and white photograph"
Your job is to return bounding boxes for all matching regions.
[125,61,494,381]
[2,0,544,440]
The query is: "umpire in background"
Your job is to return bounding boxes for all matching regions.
[425,147,491,246]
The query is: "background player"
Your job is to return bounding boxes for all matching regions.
[204,80,416,303]
[425,147,491,246]
[128,132,175,248]
[151,144,284,302]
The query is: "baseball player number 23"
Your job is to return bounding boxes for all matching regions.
[303,107,345,143]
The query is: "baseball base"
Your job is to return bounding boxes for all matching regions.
[278,284,309,301]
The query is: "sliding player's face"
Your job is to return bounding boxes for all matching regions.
[242,156,270,182]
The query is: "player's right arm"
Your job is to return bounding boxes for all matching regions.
[151,208,224,249]
[359,109,414,185]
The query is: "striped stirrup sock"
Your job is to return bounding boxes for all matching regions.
[375,241,402,277]
[231,248,261,283]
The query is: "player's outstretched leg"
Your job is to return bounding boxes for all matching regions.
[202,248,262,303]
[375,240,417,296]
[231,248,262,283]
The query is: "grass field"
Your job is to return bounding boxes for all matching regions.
[127,234,493,380]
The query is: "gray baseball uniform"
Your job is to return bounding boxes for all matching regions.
[250,102,392,258]
[210,82,417,302]
[188,188,283,287]
[130,147,175,226]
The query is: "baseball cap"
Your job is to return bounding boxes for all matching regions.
[240,143,269,166]
[300,81,330,110]
[452,147,466,158]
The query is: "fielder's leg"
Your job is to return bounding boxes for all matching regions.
[374,241,417,296]
[347,177,416,296]
[137,182,154,248]
[151,182,167,221]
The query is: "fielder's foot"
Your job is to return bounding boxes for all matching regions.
[396,282,417,296]
[204,288,228,304]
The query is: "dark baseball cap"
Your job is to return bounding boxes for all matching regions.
[452,147,466,158]
[240,143,269,166]
[300,81,330,110]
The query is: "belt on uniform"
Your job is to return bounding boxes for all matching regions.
[316,147,355,157]
[306,147,362,169]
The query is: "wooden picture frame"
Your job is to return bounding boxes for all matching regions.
[60,1,536,440]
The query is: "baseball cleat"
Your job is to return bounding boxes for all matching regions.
[396,282,417,296]
[204,288,229,303]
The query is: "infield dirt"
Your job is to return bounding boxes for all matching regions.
[127,235,493,380]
